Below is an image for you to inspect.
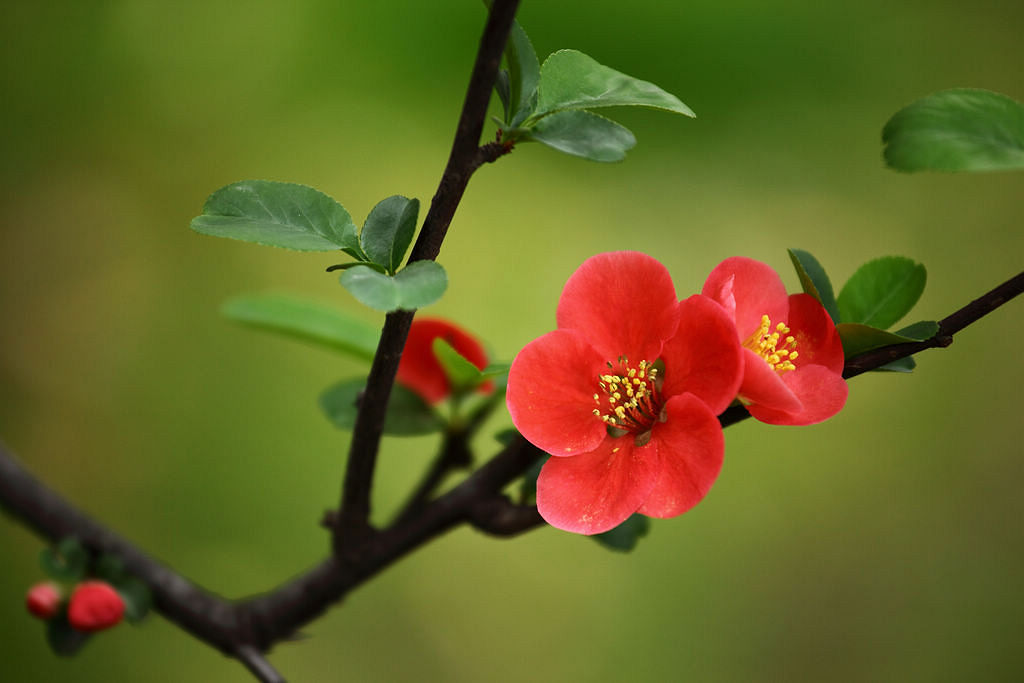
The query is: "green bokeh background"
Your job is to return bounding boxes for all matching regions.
[2,1,1022,680]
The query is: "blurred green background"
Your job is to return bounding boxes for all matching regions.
[2,1,1022,680]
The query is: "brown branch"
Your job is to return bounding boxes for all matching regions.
[334,0,521,548]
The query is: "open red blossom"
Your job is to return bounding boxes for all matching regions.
[702,256,847,425]
[396,318,492,404]
[507,251,743,535]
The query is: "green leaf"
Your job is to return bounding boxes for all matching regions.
[115,578,152,624]
[191,180,364,255]
[518,454,545,504]
[837,323,924,358]
[40,537,88,582]
[876,356,917,373]
[93,554,126,584]
[787,248,840,323]
[504,20,540,126]
[319,378,443,436]
[592,514,650,552]
[495,69,511,119]
[837,256,926,329]
[222,293,379,362]
[481,362,511,378]
[46,612,91,657]
[525,110,636,162]
[339,260,448,312]
[883,89,1024,172]
[433,338,484,390]
[894,320,939,340]
[533,49,695,119]
[359,195,419,274]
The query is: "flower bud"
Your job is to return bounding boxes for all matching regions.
[25,582,63,620]
[67,581,125,632]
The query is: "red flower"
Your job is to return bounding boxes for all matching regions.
[397,318,492,404]
[702,256,847,425]
[25,582,63,620]
[67,581,125,632]
[507,252,743,535]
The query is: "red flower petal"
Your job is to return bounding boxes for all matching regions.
[637,394,724,518]
[397,318,491,404]
[737,347,804,415]
[786,293,845,374]
[660,295,743,415]
[506,329,608,457]
[537,435,660,534]
[747,364,848,425]
[703,256,789,340]
[556,251,680,361]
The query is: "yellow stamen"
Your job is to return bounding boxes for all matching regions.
[743,314,798,373]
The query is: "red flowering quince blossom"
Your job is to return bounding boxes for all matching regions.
[702,256,847,425]
[507,251,743,535]
[397,317,493,404]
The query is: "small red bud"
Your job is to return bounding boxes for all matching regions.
[67,581,124,632]
[26,582,63,620]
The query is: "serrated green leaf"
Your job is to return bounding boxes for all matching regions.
[221,293,379,361]
[883,89,1024,172]
[115,578,152,624]
[837,323,923,358]
[505,20,540,126]
[837,256,926,329]
[593,514,650,552]
[787,248,840,323]
[319,378,443,436]
[360,195,419,274]
[525,109,636,162]
[46,612,91,657]
[40,537,88,582]
[533,50,695,120]
[495,69,511,118]
[191,180,364,255]
[339,261,448,312]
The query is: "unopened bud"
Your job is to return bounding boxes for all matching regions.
[26,582,63,620]
[67,581,124,632]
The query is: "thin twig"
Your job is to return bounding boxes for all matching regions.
[236,645,287,683]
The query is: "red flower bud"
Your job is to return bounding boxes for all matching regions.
[67,581,125,632]
[25,582,63,620]
[397,318,492,404]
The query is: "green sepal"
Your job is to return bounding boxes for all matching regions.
[883,88,1024,172]
[46,611,91,657]
[93,554,126,584]
[787,248,840,323]
[221,293,380,362]
[190,180,365,256]
[339,261,447,312]
[40,537,88,583]
[319,379,444,436]
[592,514,651,552]
[837,256,926,330]
[359,195,419,275]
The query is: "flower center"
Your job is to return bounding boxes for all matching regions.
[743,315,798,373]
[592,357,665,437]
